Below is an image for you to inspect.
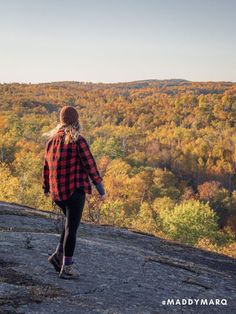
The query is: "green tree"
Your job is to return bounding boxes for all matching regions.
[132,202,158,234]
[160,199,219,245]
[152,167,182,200]
[91,137,124,159]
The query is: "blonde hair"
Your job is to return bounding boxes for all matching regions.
[42,120,81,144]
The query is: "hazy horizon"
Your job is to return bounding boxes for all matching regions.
[0,0,235,83]
[1,78,235,85]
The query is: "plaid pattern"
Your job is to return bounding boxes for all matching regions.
[42,130,103,201]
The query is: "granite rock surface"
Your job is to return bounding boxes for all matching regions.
[0,201,236,314]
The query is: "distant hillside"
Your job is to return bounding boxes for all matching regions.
[1,78,235,94]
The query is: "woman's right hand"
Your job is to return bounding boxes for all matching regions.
[100,194,106,201]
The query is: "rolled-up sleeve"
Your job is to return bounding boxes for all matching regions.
[76,136,103,185]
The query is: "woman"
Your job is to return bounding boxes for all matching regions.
[42,105,105,279]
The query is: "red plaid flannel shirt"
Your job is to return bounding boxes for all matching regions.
[42,130,103,201]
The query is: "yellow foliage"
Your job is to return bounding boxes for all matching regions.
[0,162,20,202]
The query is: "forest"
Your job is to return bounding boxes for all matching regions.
[1,79,236,258]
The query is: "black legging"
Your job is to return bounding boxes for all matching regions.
[54,188,86,257]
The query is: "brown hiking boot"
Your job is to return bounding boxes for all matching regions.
[48,252,62,272]
[59,263,80,279]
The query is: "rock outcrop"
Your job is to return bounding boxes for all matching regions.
[0,201,236,313]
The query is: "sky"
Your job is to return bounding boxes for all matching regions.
[0,0,235,83]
